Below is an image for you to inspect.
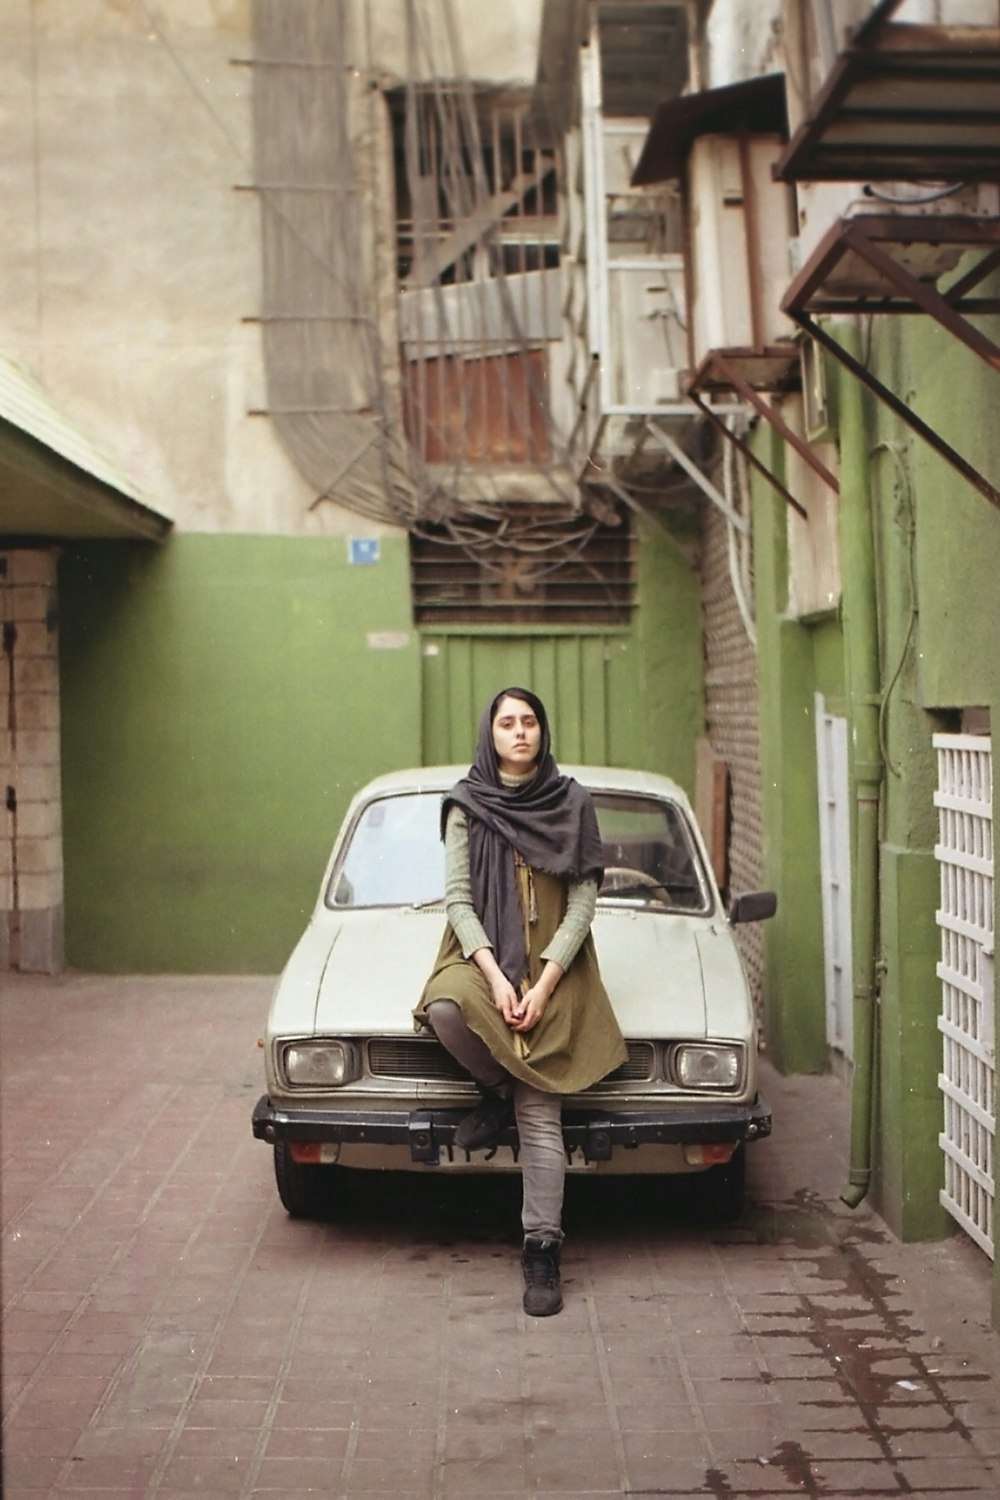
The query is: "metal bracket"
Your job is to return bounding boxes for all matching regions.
[643,421,750,532]
[407,1113,438,1165]
[683,347,840,519]
[790,310,1000,513]
[686,391,812,520]
[584,1119,613,1162]
[781,215,1000,510]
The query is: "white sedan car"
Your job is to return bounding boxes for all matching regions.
[253,765,775,1221]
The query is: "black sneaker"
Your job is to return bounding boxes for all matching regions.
[454,1088,513,1152]
[521,1235,563,1317]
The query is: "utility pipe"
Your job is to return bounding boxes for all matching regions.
[837,324,884,1208]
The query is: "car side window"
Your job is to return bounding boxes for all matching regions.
[593,795,712,913]
[327,794,445,908]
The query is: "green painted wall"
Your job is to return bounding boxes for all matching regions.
[875,846,950,1240]
[59,515,704,974]
[751,290,999,1246]
[811,615,846,712]
[59,534,421,972]
[752,427,829,1074]
[856,301,1000,1241]
[419,513,704,792]
[890,309,1000,709]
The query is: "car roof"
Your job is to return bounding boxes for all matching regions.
[347,764,693,808]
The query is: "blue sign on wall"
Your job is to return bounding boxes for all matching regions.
[348,538,380,566]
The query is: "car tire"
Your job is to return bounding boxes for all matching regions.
[273,1141,334,1218]
[689,1144,746,1224]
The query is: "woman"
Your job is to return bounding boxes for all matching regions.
[414,687,627,1317]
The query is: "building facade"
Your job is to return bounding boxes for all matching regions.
[5,0,1000,1319]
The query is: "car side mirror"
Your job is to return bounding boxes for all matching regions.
[728,890,778,925]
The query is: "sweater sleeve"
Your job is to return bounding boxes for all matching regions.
[540,877,599,972]
[443,806,492,958]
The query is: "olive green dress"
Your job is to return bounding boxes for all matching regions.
[414,858,627,1094]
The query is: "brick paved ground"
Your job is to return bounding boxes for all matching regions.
[3,972,1000,1498]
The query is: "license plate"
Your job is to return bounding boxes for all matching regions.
[429,1145,596,1171]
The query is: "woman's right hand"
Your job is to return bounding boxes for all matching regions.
[473,947,521,1025]
[489,973,521,1024]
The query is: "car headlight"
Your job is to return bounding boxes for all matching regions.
[280,1040,362,1088]
[671,1043,743,1091]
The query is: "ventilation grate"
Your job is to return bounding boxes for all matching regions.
[410,507,635,626]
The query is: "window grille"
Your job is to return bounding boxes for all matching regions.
[934,733,995,1257]
[410,507,635,627]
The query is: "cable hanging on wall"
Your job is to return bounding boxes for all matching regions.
[250,0,632,593]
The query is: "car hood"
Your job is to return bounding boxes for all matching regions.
[271,905,750,1043]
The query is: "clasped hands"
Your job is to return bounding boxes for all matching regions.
[488,959,563,1034]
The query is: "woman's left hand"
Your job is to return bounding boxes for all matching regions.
[509,960,563,1032]
[510,985,549,1032]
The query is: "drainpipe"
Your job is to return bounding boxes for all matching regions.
[837,323,884,1209]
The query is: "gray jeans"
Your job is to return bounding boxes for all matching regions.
[425,998,565,1242]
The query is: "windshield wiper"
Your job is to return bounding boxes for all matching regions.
[410,895,445,909]
[601,880,672,898]
[601,879,704,900]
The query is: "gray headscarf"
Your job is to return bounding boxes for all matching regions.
[442,687,604,985]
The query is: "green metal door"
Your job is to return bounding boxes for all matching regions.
[419,632,641,768]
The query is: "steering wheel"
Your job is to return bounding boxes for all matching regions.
[601,867,671,906]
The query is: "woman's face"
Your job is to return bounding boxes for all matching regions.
[491,695,542,776]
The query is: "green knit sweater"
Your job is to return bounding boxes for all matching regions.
[443,771,599,973]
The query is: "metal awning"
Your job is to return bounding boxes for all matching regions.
[773,0,1000,184]
[0,357,172,543]
[782,214,1000,510]
[631,73,787,186]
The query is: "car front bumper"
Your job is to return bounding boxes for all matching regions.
[252,1095,771,1165]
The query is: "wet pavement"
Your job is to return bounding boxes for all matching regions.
[3,972,1000,1498]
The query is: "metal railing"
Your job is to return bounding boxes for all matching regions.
[934,733,995,1256]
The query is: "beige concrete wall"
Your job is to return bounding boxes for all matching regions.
[2,1,548,541]
[357,0,543,84]
[2,1,384,537]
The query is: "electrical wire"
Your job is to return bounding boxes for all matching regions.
[870,440,918,778]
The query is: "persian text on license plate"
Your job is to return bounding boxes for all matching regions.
[429,1145,596,1171]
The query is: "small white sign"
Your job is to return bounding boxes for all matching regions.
[366,631,409,651]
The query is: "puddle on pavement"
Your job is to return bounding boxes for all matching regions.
[682,1188,997,1498]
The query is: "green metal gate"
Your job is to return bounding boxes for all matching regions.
[419,632,642,769]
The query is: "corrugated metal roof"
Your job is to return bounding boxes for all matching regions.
[0,356,144,503]
[0,355,172,542]
[632,74,788,185]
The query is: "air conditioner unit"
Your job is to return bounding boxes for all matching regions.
[794,178,1000,281]
[782,0,873,140]
[687,133,797,371]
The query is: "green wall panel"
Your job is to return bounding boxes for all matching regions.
[59,534,420,973]
[874,846,951,1241]
[752,428,828,1074]
[418,515,703,788]
[869,302,1000,712]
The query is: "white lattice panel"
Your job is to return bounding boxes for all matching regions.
[934,734,995,1257]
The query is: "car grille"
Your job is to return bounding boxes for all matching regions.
[367,1037,656,1084]
[369,1038,468,1083]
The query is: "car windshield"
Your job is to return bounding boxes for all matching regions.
[327,788,712,914]
[327,792,445,908]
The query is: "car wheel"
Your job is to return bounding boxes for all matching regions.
[273,1141,334,1218]
[689,1144,746,1224]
